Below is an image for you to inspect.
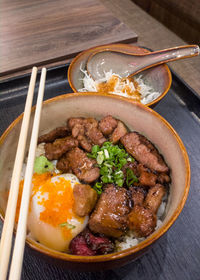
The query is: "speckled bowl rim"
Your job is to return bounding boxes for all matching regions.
[0,92,190,264]
[68,44,172,107]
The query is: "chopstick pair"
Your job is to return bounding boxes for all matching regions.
[0,67,46,280]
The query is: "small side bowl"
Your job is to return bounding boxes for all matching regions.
[68,44,172,108]
[0,93,189,271]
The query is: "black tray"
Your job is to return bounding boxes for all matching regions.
[0,64,200,280]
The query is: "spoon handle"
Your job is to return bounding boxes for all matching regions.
[129,45,199,75]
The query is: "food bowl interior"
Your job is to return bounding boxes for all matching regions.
[68,44,171,104]
[0,93,189,261]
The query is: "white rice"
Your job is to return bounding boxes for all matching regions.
[34,141,167,252]
[78,68,161,105]
[35,143,45,157]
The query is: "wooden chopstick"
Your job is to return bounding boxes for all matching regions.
[0,67,47,280]
[0,67,38,280]
[8,68,47,280]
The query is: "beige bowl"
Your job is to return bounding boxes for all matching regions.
[68,44,172,108]
[0,93,190,271]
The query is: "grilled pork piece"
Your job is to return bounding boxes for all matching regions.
[84,118,106,146]
[85,127,106,146]
[56,154,72,173]
[38,126,69,144]
[44,136,78,160]
[121,132,169,173]
[99,115,118,136]
[137,164,157,188]
[73,184,98,217]
[129,187,145,206]
[110,121,128,144]
[77,135,93,152]
[89,185,130,238]
[84,118,98,129]
[67,117,106,149]
[128,205,157,237]
[72,123,85,138]
[157,173,171,185]
[144,184,166,214]
[67,117,84,130]
[57,147,100,183]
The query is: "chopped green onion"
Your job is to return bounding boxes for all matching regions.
[116,179,123,187]
[92,145,100,153]
[59,222,76,229]
[97,152,104,164]
[126,168,138,186]
[88,141,136,189]
[127,157,134,162]
[93,182,103,194]
[104,149,109,159]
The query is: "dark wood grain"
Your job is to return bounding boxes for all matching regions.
[0,0,137,76]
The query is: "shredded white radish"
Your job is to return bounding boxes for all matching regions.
[79,67,161,105]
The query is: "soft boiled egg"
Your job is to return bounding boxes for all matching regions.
[26,173,88,252]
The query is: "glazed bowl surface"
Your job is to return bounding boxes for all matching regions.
[0,93,190,271]
[68,44,172,108]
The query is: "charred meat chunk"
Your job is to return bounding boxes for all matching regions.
[83,118,98,130]
[157,173,171,185]
[139,171,157,188]
[72,123,85,138]
[38,126,69,144]
[68,118,93,152]
[69,229,114,256]
[84,229,114,254]
[129,187,145,206]
[44,136,78,160]
[128,205,157,237]
[68,117,106,149]
[67,118,84,130]
[121,132,169,173]
[110,121,128,144]
[99,115,118,136]
[89,185,130,238]
[85,127,106,146]
[138,164,157,188]
[83,118,106,147]
[59,147,100,183]
[73,184,98,217]
[77,135,93,152]
[69,234,96,256]
[56,154,72,173]
[144,184,166,214]
[83,118,106,146]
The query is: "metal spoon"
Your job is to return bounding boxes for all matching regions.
[86,45,199,80]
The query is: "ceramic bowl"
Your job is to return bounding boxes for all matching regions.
[68,44,172,108]
[0,93,190,271]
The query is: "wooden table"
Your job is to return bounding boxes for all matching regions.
[0,0,137,78]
